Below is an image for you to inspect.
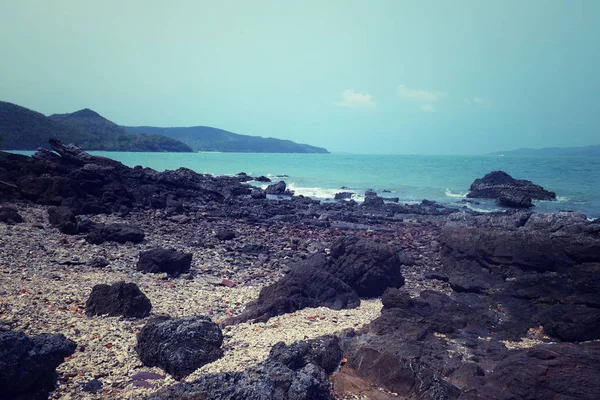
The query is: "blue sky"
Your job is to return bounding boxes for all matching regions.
[1,0,598,154]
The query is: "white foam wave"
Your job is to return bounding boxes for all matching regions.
[445,189,468,198]
[286,183,345,199]
[556,196,570,203]
[464,203,498,213]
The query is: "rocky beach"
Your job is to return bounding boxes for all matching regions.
[1,141,599,400]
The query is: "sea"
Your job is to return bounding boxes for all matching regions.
[10,151,600,219]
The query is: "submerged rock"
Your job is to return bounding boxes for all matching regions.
[0,329,76,400]
[85,281,152,318]
[135,316,223,380]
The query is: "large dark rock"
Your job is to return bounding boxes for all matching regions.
[325,236,405,297]
[496,191,533,208]
[334,192,354,200]
[0,329,77,400]
[136,248,192,277]
[80,221,145,244]
[463,342,600,400]
[228,258,360,324]
[214,229,236,241]
[0,206,23,224]
[148,336,342,400]
[85,281,152,318]
[135,316,223,380]
[265,180,288,195]
[467,170,556,201]
[47,206,78,234]
[361,192,384,207]
[537,304,600,342]
[254,175,271,182]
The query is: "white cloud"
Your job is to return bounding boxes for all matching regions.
[334,89,376,109]
[420,104,435,112]
[472,96,493,109]
[398,84,446,103]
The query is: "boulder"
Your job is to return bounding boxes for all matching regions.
[537,304,600,342]
[79,220,145,244]
[0,329,76,400]
[496,191,533,208]
[147,336,342,400]
[250,188,267,199]
[254,175,272,182]
[47,206,77,234]
[136,248,192,277]
[334,192,354,200]
[467,170,556,200]
[214,229,236,241]
[362,192,384,207]
[265,180,287,195]
[228,258,360,324]
[85,281,152,318]
[325,236,405,297]
[135,316,223,380]
[0,206,23,224]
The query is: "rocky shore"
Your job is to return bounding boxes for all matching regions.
[1,141,599,400]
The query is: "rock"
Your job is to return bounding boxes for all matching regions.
[214,229,236,241]
[362,192,384,207]
[538,304,600,342]
[425,272,449,282]
[0,206,23,224]
[80,221,145,244]
[265,180,287,195]
[85,281,152,318]
[382,197,399,203]
[88,257,109,268]
[464,342,600,400]
[136,248,192,277]
[135,316,223,380]
[220,279,236,287]
[254,175,271,182]
[228,259,360,324]
[496,191,533,208]
[168,214,190,224]
[250,187,266,199]
[148,336,341,400]
[82,379,103,393]
[334,192,354,200]
[467,170,556,200]
[324,236,405,297]
[130,371,165,381]
[0,329,76,400]
[47,206,77,234]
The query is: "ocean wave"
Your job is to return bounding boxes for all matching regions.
[556,196,570,203]
[444,189,468,198]
[286,183,343,199]
[463,203,498,213]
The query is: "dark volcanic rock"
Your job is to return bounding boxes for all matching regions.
[0,329,77,400]
[135,316,223,380]
[334,192,354,200]
[496,191,533,208]
[228,258,360,324]
[136,248,192,277]
[325,236,405,297]
[82,379,103,394]
[214,229,236,241]
[148,336,342,400]
[265,180,290,195]
[79,220,145,244]
[250,187,267,199]
[362,192,384,207]
[47,206,77,234]
[467,170,556,200]
[537,304,600,342]
[0,206,23,224]
[463,342,600,400]
[85,281,152,318]
[254,175,271,182]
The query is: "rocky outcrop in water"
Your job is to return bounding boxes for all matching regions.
[0,329,77,400]
[467,170,556,204]
[135,316,224,380]
[85,281,152,318]
[148,336,342,400]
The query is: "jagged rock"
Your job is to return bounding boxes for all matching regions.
[254,175,271,182]
[79,221,145,244]
[496,191,533,208]
[214,229,236,241]
[266,180,287,195]
[325,236,405,297]
[135,316,223,380]
[228,259,360,324]
[136,248,192,277]
[148,336,342,400]
[47,206,77,234]
[362,192,384,207]
[0,206,23,224]
[250,187,267,199]
[82,379,103,393]
[467,170,556,200]
[334,192,354,200]
[537,304,600,342]
[0,329,76,400]
[88,257,110,268]
[85,281,152,318]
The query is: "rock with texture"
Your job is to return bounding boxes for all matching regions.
[467,170,556,201]
[0,329,76,400]
[0,206,23,224]
[496,191,534,208]
[85,281,152,318]
[136,248,192,277]
[148,336,342,400]
[135,316,224,380]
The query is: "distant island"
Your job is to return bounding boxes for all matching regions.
[0,102,192,152]
[0,101,329,153]
[488,145,600,157]
[125,126,329,153]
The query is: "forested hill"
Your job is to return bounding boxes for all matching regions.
[0,102,192,152]
[125,126,330,153]
[488,145,600,157]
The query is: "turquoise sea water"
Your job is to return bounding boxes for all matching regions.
[11,151,600,218]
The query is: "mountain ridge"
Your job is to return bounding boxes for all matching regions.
[488,144,600,157]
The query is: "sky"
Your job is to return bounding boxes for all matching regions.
[1,0,598,155]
